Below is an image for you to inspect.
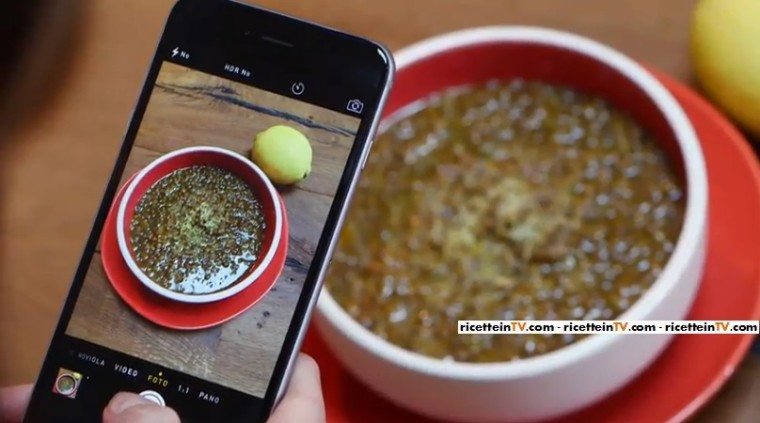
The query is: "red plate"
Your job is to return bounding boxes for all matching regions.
[101,174,289,330]
[302,71,760,422]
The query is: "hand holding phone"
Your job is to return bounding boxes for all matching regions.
[23,1,393,421]
[98,354,322,423]
[102,392,180,422]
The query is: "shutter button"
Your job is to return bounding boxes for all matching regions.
[139,390,165,407]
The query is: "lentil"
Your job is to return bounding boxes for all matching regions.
[326,80,686,362]
[130,165,267,295]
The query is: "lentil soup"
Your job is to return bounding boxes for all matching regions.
[130,165,267,295]
[326,80,686,363]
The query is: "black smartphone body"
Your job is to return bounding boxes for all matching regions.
[24,1,394,421]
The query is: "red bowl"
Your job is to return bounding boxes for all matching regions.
[115,146,283,304]
[316,27,709,423]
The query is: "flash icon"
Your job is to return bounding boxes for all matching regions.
[171,47,180,58]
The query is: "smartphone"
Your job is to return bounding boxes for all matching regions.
[24,1,393,421]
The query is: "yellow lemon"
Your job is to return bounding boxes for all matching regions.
[691,0,760,137]
[251,125,313,185]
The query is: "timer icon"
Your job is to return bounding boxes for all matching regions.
[291,82,305,95]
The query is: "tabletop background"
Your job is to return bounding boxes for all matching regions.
[1,0,758,421]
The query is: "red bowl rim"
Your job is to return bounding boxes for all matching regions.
[317,26,709,380]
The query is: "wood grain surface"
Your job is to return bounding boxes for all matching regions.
[64,61,359,397]
[1,0,758,421]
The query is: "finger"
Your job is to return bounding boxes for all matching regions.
[0,384,32,423]
[268,354,325,423]
[103,392,180,423]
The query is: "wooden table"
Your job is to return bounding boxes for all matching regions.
[1,0,758,421]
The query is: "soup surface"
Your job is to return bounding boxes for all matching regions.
[130,165,267,295]
[327,80,686,362]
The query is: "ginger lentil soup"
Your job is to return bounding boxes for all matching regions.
[130,165,267,295]
[327,80,686,362]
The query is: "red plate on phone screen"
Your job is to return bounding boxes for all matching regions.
[302,70,760,422]
[100,174,289,330]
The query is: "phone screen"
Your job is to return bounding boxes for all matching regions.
[25,2,391,422]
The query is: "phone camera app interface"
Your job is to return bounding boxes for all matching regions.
[43,57,363,421]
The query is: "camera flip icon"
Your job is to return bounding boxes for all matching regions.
[346,99,364,114]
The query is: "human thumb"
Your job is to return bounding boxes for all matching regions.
[102,392,180,423]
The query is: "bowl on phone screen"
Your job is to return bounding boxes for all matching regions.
[314,27,708,422]
[116,146,283,304]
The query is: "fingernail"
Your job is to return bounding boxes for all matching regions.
[108,392,151,415]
